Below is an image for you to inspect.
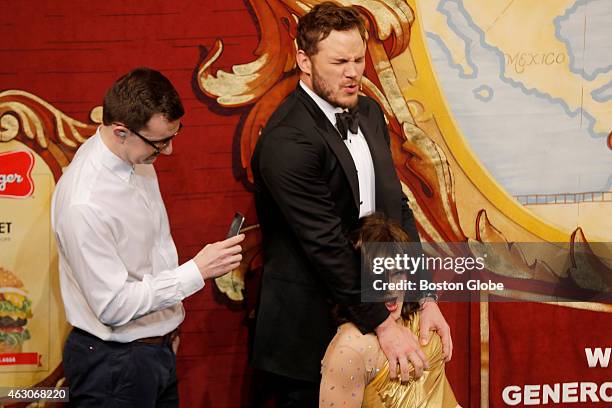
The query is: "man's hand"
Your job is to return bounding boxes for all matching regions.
[419,301,453,362]
[375,314,429,381]
[193,234,245,280]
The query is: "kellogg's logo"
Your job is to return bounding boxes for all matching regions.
[0,151,35,198]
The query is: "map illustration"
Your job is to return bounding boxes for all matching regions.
[419,0,611,197]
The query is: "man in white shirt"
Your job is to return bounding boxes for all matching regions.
[51,67,244,407]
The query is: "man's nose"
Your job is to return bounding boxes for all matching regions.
[344,62,358,78]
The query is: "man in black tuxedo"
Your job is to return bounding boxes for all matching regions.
[251,3,452,406]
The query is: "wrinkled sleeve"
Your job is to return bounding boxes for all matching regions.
[55,204,204,327]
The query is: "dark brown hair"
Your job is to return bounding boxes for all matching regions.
[334,213,419,325]
[349,213,411,250]
[102,67,184,132]
[297,2,367,56]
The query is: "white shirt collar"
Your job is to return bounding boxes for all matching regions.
[299,80,344,128]
[94,127,134,182]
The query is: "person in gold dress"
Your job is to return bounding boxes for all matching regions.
[320,214,460,407]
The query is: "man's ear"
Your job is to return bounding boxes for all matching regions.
[296,50,312,75]
[112,125,127,139]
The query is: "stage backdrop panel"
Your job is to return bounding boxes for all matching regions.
[1,1,610,407]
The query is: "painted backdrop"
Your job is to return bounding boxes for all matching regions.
[0,1,610,407]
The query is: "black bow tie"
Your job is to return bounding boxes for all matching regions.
[335,108,359,140]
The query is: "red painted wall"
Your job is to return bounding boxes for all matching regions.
[1,2,473,406]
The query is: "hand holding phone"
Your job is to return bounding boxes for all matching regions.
[192,212,246,280]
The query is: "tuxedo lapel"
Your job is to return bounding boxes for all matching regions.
[357,98,398,215]
[296,86,361,211]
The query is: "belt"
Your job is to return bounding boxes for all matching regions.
[71,327,179,347]
[134,327,179,346]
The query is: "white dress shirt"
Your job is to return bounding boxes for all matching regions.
[51,129,204,342]
[300,81,376,218]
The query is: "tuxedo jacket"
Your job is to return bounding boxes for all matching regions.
[251,84,422,382]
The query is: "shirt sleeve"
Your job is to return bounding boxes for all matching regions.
[320,344,367,408]
[55,203,204,327]
[375,101,431,299]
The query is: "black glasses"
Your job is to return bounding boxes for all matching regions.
[116,122,183,153]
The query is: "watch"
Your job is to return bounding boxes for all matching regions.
[418,292,439,308]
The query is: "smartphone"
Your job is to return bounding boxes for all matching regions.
[226,212,245,238]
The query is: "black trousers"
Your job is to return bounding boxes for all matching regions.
[253,371,319,408]
[63,328,178,408]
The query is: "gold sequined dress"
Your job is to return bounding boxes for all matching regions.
[320,313,460,407]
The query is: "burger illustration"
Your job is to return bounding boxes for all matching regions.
[0,267,33,354]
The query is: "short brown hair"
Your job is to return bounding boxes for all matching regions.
[102,67,184,132]
[297,2,367,56]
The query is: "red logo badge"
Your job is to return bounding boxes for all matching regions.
[0,150,35,198]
